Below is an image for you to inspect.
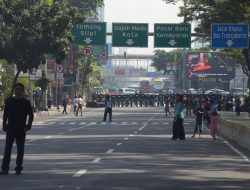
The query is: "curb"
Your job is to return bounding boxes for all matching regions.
[218,117,250,152]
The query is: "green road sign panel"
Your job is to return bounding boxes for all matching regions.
[71,22,106,46]
[112,23,148,47]
[154,23,191,48]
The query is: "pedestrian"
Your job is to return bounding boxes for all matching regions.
[191,102,205,138]
[103,94,112,122]
[164,96,171,116]
[0,83,34,175]
[75,95,84,116]
[72,95,79,114]
[204,99,211,125]
[185,97,193,117]
[235,96,241,116]
[172,94,185,140]
[62,97,67,114]
[210,111,219,141]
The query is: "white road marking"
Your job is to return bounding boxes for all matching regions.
[221,137,250,163]
[134,131,138,134]
[92,157,102,163]
[46,122,55,125]
[106,149,114,154]
[129,134,134,137]
[69,122,76,125]
[59,122,65,125]
[116,143,122,146]
[203,126,250,163]
[79,122,87,125]
[45,136,51,139]
[124,137,129,140]
[72,169,87,177]
[59,132,64,135]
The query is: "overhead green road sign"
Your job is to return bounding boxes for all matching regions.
[71,22,106,46]
[154,23,191,48]
[112,23,148,47]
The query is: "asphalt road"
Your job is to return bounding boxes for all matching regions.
[0,107,250,190]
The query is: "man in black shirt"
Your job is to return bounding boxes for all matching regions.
[0,83,34,175]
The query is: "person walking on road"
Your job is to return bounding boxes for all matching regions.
[235,96,241,116]
[172,94,185,140]
[103,95,112,122]
[164,97,171,116]
[72,95,79,114]
[210,110,219,141]
[0,83,34,175]
[62,97,68,114]
[75,95,84,116]
[191,102,205,138]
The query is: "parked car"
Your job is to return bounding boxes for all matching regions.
[118,88,137,95]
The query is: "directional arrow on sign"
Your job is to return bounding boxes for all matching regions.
[126,39,134,46]
[226,40,234,47]
[84,37,93,44]
[168,40,177,46]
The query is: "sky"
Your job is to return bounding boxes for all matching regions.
[103,0,184,54]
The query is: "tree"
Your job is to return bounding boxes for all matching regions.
[0,60,14,106]
[152,49,184,87]
[164,0,250,89]
[34,71,51,110]
[0,0,104,96]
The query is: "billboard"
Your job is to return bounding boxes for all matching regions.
[186,52,235,90]
[186,52,235,80]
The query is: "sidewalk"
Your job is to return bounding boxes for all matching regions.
[219,111,250,128]
[218,111,250,152]
[0,106,65,122]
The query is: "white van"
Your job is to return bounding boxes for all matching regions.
[118,88,137,95]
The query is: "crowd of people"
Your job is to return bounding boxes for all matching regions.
[168,94,222,141]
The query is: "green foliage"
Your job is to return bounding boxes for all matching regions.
[152,49,183,73]
[164,0,250,88]
[69,0,104,22]
[1,0,104,95]
[0,60,14,98]
[17,77,30,90]
[34,77,51,91]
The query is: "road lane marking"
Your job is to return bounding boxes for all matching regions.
[59,132,64,135]
[72,169,87,177]
[129,134,134,137]
[69,122,76,125]
[124,137,129,140]
[106,149,114,154]
[221,137,250,163]
[45,136,51,139]
[69,126,86,131]
[116,143,122,146]
[92,157,102,163]
[203,126,250,163]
